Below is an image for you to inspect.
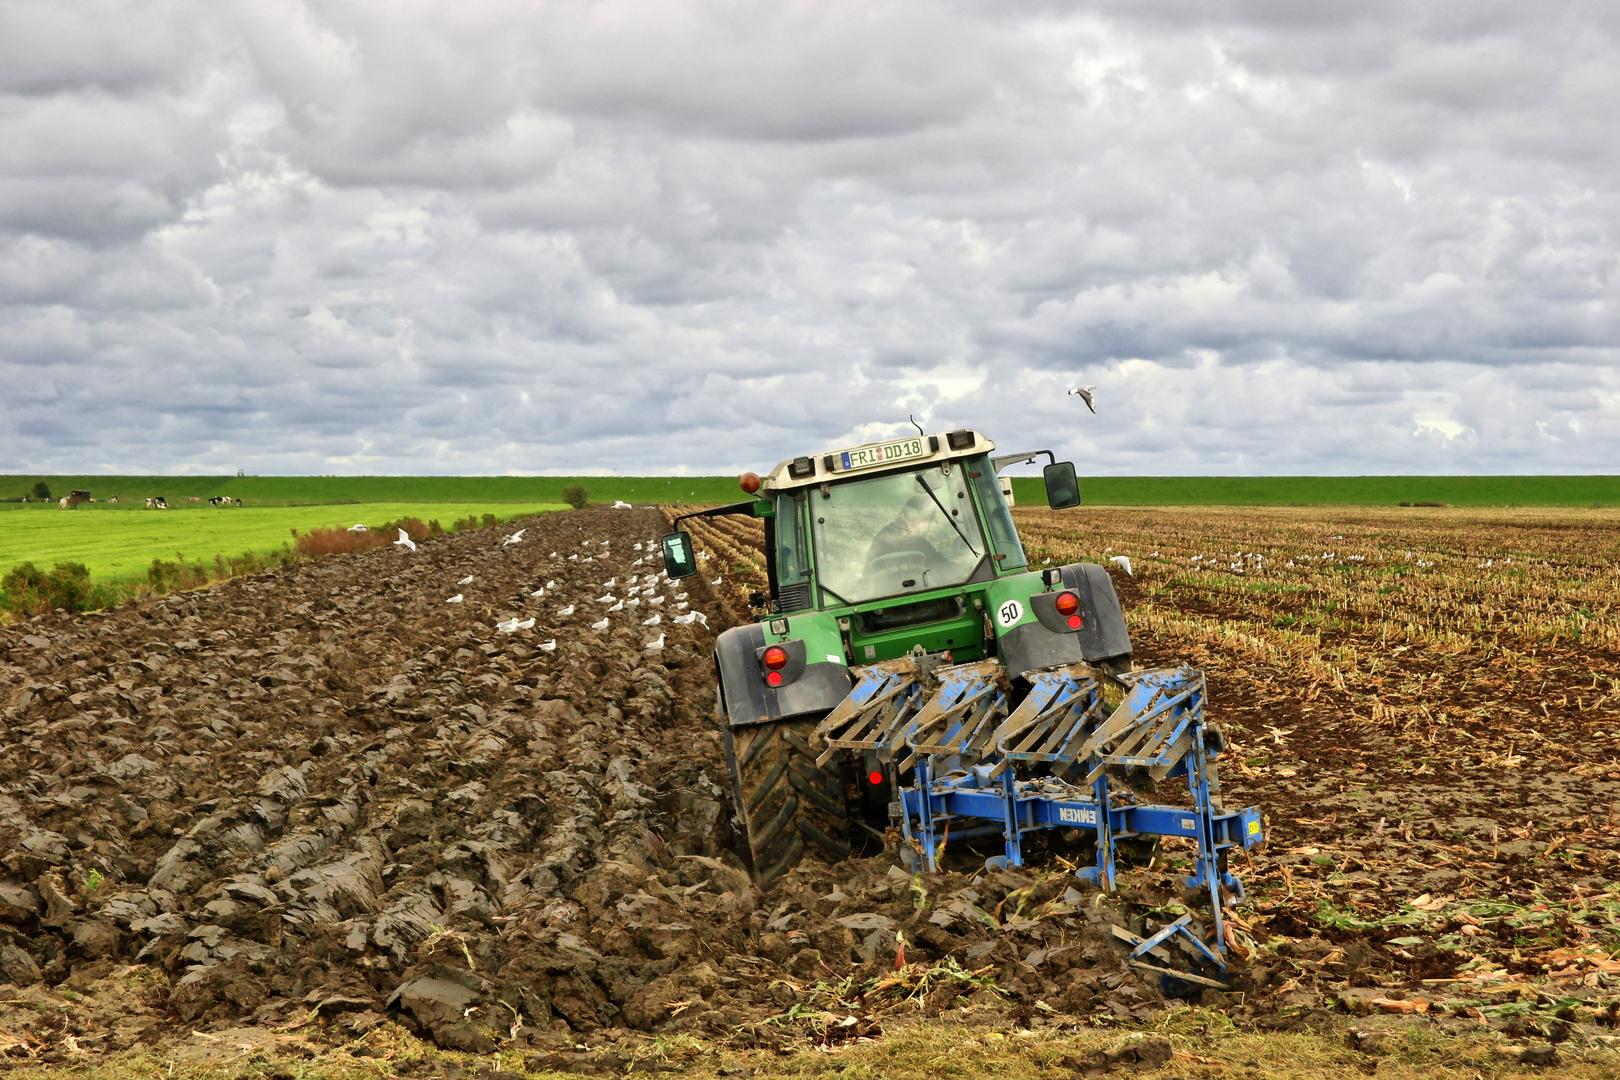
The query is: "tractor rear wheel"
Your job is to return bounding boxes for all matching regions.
[721,717,852,889]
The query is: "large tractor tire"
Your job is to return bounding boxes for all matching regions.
[720,716,852,889]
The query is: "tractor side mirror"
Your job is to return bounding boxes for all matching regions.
[660,531,698,579]
[1043,462,1081,509]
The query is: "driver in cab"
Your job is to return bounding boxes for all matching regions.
[865,494,946,577]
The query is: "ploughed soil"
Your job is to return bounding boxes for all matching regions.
[0,510,1182,1065]
[0,508,1615,1067]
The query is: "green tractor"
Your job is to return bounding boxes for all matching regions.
[660,428,1136,887]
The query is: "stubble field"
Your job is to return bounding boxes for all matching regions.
[0,503,1614,1079]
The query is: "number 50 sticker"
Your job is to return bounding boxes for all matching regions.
[996,599,1024,628]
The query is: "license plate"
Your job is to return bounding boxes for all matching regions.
[839,437,926,471]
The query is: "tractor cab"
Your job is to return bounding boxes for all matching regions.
[660,430,1082,667]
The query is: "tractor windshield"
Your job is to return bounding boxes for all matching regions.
[811,464,987,604]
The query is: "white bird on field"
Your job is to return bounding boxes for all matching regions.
[1109,555,1133,576]
[502,529,526,547]
[347,523,368,532]
[601,577,617,588]
[631,557,644,567]
[672,611,700,626]
[538,639,557,652]
[674,601,688,611]
[556,604,575,617]
[594,593,616,604]
[394,529,417,553]
[544,579,557,590]
[642,613,661,626]
[1069,385,1097,413]
[549,551,558,558]
[643,633,665,652]
[673,592,687,600]
[624,597,639,608]
[530,587,547,598]
[496,617,535,633]
[647,595,664,605]
[710,577,721,586]
[589,617,610,631]
[446,594,464,603]
[632,542,643,552]
[457,575,474,585]
[608,600,624,612]
[612,500,632,509]
[568,554,578,561]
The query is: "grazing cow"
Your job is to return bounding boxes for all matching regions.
[208,496,243,506]
[145,497,169,509]
[109,495,118,503]
[59,497,69,508]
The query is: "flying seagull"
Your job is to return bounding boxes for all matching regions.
[1068,385,1097,413]
[394,529,417,552]
[1109,555,1132,577]
[502,529,526,547]
[347,523,368,532]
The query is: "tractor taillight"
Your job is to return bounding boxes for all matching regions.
[766,671,783,687]
[740,471,762,494]
[763,645,788,670]
[1054,591,1079,615]
[868,770,884,785]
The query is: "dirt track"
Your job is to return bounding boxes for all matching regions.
[0,509,1182,1062]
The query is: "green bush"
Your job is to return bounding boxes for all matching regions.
[1,561,97,614]
[482,512,498,528]
[31,481,50,501]
[561,484,589,510]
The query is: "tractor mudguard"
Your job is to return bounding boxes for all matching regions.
[714,623,853,727]
[999,562,1132,679]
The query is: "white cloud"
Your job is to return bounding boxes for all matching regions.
[1,0,1619,476]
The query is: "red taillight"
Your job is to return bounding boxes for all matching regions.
[868,770,884,785]
[766,671,783,687]
[1067,614,1082,629]
[763,645,788,670]
[1054,591,1080,616]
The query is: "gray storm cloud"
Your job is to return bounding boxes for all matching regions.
[1,0,1617,476]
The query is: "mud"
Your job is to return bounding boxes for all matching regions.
[0,509,1182,1060]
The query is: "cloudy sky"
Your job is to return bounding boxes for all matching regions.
[3,1,1618,477]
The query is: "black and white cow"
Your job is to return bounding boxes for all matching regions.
[145,497,169,509]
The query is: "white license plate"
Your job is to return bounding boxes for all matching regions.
[840,437,926,470]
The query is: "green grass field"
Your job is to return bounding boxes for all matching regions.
[0,474,743,506]
[0,502,564,581]
[1007,473,1620,507]
[6,474,1616,509]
